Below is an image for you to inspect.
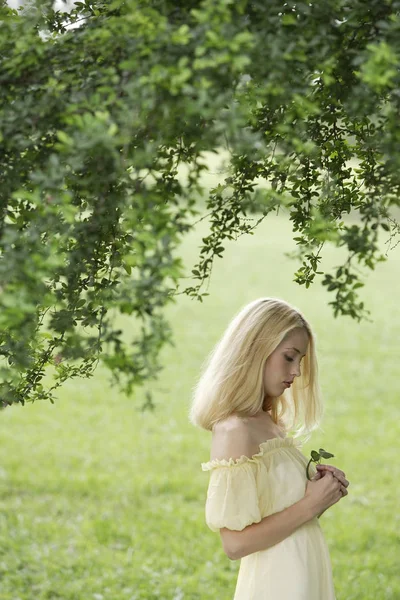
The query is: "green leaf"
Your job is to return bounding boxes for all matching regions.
[56,130,74,146]
[311,450,320,461]
[319,449,334,459]
[282,14,297,25]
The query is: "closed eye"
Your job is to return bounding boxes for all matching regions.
[284,355,294,363]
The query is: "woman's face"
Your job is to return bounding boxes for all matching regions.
[263,327,309,401]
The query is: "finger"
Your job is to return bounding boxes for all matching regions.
[333,473,349,488]
[340,484,348,496]
[331,471,349,487]
[316,464,346,478]
[316,464,348,484]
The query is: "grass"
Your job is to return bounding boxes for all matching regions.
[0,206,399,599]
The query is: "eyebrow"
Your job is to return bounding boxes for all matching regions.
[285,347,306,357]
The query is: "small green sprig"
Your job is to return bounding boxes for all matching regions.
[306,448,334,480]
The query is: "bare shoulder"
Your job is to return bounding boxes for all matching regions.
[210,415,256,461]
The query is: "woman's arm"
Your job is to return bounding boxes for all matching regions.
[220,497,316,560]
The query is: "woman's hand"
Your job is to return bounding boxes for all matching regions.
[313,464,349,496]
[304,472,344,518]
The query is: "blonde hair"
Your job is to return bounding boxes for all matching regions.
[189,297,323,440]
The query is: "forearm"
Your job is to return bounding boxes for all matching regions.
[222,498,316,560]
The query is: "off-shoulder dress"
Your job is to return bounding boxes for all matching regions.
[201,436,336,600]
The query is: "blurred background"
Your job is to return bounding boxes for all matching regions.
[0,152,399,599]
[2,2,400,599]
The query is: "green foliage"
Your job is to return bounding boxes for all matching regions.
[0,216,399,598]
[306,448,335,480]
[0,0,399,405]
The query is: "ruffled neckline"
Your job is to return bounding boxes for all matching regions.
[201,436,302,471]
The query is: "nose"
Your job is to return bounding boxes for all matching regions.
[292,362,301,378]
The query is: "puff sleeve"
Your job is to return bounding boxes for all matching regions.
[201,459,262,532]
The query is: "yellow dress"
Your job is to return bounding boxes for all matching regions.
[201,437,336,600]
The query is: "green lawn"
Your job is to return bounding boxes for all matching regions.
[0,208,399,599]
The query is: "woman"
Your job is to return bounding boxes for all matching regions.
[190,297,349,599]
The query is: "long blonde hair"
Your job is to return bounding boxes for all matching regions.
[189,298,323,440]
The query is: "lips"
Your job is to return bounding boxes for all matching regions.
[283,381,293,388]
